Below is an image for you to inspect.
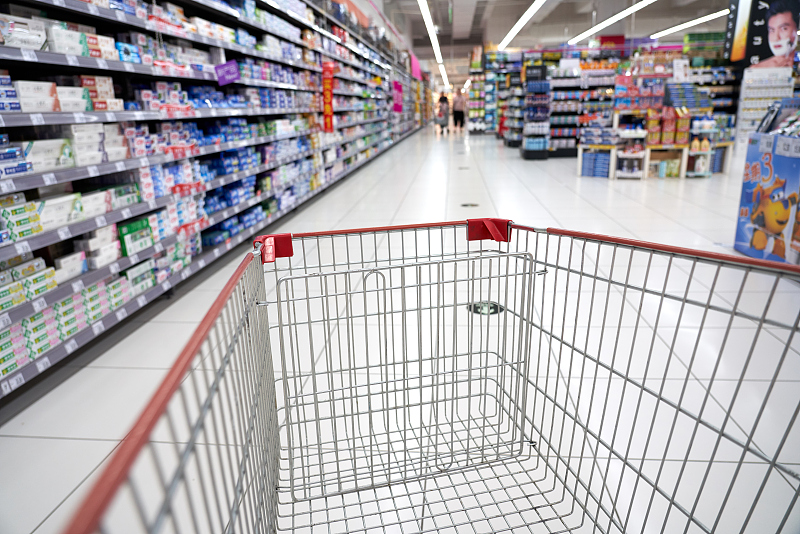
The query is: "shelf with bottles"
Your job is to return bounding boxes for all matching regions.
[468,74,486,133]
[736,67,795,150]
[484,71,497,133]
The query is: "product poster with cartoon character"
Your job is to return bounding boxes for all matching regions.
[735,134,800,264]
[724,0,800,67]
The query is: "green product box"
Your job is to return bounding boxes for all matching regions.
[87,309,106,324]
[81,282,105,297]
[0,324,23,343]
[22,267,55,288]
[28,338,58,356]
[3,212,41,229]
[1,202,38,219]
[10,223,44,241]
[0,281,24,301]
[59,322,85,340]
[0,334,25,354]
[131,277,154,295]
[25,278,58,300]
[118,219,153,257]
[22,309,55,328]
[0,292,27,311]
[28,327,57,346]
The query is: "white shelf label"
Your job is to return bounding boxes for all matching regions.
[147,200,157,210]
[73,112,87,123]
[92,321,105,335]
[87,165,99,177]
[128,253,139,265]
[136,295,147,307]
[57,226,72,240]
[197,259,206,269]
[121,208,132,219]
[95,215,107,227]
[0,180,16,193]
[87,3,99,14]
[71,280,85,293]
[105,112,117,122]
[53,0,65,6]
[65,54,80,66]
[64,339,78,354]
[30,113,45,126]
[153,243,164,253]
[162,280,172,291]
[124,62,135,72]
[32,298,47,313]
[115,308,128,321]
[108,262,120,274]
[35,357,52,373]
[115,161,126,172]
[115,10,127,21]
[180,269,190,280]
[775,137,793,157]
[96,58,108,70]
[20,48,37,62]
[133,112,144,121]
[3,374,25,394]
[759,135,775,153]
[42,173,57,185]
[14,242,32,255]
[0,314,10,328]
[213,248,221,258]
[138,158,148,168]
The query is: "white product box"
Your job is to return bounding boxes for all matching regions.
[80,191,112,218]
[74,151,105,167]
[19,97,61,113]
[10,257,46,280]
[14,81,57,97]
[106,146,129,161]
[0,16,47,50]
[59,99,94,112]
[55,86,92,100]
[91,99,124,111]
[36,193,84,231]
[54,250,87,271]
[88,239,120,258]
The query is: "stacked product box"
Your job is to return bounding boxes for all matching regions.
[23,307,60,359]
[74,225,121,269]
[13,257,58,301]
[54,250,88,284]
[82,280,111,324]
[53,292,89,340]
[118,218,154,257]
[153,240,190,283]
[45,21,117,60]
[124,258,156,295]
[0,72,20,114]
[1,193,43,242]
[0,15,47,52]
[0,323,30,376]
[10,137,74,175]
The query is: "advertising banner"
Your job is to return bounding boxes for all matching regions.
[724,0,798,67]
[322,61,335,133]
[735,133,800,264]
[393,81,403,113]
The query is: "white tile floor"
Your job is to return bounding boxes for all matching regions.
[1,127,798,533]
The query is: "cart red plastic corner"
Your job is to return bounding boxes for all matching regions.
[64,220,800,534]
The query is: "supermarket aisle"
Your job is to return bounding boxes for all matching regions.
[0,127,746,534]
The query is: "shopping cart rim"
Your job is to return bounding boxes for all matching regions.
[61,252,257,534]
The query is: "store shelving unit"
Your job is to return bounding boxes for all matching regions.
[549,67,582,157]
[736,67,794,150]
[0,0,424,398]
[503,70,525,147]
[521,66,549,160]
[484,71,497,134]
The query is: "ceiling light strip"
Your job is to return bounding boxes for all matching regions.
[567,0,658,45]
[439,63,450,88]
[497,0,549,50]
[650,9,730,39]
[417,0,443,63]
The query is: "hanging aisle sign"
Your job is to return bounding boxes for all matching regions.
[393,81,403,113]
[322,62,334,133]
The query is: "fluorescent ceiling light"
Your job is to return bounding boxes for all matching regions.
[568,0,658,45]
[464,79,471,89]
[497,0,549,51]
[417,0,443,63]
[439,63,450,88]
[650,9,730,39]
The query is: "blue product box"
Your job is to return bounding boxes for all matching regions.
[0,89,17,99]
[735,133,800,264]
[0,147,22,161]
[1,161,32,176]
[0,101,21,112]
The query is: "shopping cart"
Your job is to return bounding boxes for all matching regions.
[63,219,800,534]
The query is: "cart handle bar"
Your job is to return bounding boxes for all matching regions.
[61,252,256,534]
[253,218,512,263]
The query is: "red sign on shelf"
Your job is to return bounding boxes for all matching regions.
[322,61,335,133]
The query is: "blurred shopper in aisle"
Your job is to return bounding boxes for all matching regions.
[437,94,450,135]
[453,91,466,134]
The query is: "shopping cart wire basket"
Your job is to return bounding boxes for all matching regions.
[63,219,800,534]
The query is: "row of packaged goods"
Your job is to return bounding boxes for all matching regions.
[2,0,384,75]
[581,151,611,178]
[642,109,734,146]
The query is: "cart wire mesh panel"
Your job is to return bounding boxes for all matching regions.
[63,219,800,534]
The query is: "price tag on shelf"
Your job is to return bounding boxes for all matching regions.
[213,248,221,258]
[128,253,139,265]
[66,54,80,67]
[87,165,99,177]
[87,3,99,14]
[121,208,132,219]
[180,268,191,280]
[2,374,25,394]
[64,339,78,354]
[162,280,172,292]
[57,226,72,240]
[0,314,10,329]
[71,280,85,293]
[210,109,218,117]
[0,180,16,193]
[20,48,37,62]
[30,113,45,126]
[73,112,87,124]
[154,243,164,253]
[197,259,206,269]
[96,58,108,70]
[14,242,32,255]
[775,137,793,157]
[109,262,120,274]
[32,298,47,313]
[95,215,107,227]
[124,62,135,73]
[133,112,144,121]
[759,135,775,153]
[105,112,116,122]
[115,161,126,172]
[35,357,52,373]
[53,0,65,6]
[92,321,105,336]
[136,295,147,308]
[115,308,128,322]
[789,138,800,158]
[138,157,148,168]
[115,10,127,21]
[147,200,157,210]
[42,173,57,186]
